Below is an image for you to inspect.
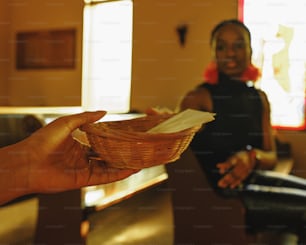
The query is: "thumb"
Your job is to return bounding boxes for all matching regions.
[33,111,107,143]
[216,162,232,174]
[48,111,106,132]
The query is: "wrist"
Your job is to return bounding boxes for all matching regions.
[0,143,31,203]
[246,145,260,169]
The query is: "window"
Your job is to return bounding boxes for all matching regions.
[240,0,306,129]
[82,0,133,113]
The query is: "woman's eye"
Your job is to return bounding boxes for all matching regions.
[233,42,245,49]
[216,44,226,51]
[216,41,246,52]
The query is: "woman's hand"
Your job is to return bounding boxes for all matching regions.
[1,111,139,204]
[217,150,256,189]
[145,107,174,116]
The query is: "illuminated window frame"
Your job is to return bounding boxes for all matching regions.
[82,0,133,113]
[239,0,306,130]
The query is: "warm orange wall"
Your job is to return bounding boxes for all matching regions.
[0,0,237,108]
[130,0,238,112]
[0,1,10,105]
[6,0,84,106]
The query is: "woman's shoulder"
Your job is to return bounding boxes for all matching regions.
[180,83,213,111]
[256,88,268,97]
[256,89,271,111]
[185,83,212,100]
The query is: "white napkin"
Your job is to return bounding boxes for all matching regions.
[147,109,215,134]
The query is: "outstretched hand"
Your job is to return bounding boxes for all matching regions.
[1,111,139,204]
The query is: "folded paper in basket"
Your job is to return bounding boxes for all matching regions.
[147,109,215,134]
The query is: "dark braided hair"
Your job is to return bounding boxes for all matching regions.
[210,19,251,45]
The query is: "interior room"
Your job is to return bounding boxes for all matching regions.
[0,0,305,244]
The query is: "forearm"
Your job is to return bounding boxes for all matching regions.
[257,91,277,170]
[252,148,277,170]
[0,142,31,205]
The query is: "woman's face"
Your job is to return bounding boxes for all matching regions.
[211,24,252,79]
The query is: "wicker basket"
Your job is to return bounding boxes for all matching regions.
[80,114,201,169]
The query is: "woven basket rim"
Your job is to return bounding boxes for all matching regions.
[85,126,200,141]
[80,114,201,141]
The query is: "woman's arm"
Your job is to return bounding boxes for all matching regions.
[0,142,31,205]
[253,90,277,170]
[217,90,278,188]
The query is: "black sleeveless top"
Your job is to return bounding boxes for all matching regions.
[190,73,264,188]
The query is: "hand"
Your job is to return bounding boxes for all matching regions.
[217,151,256,189]
[15,111,139,195]
[145,107,174,116]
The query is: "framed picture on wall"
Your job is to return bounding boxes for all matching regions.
[16,28,76,69]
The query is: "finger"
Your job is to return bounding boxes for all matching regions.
[36,111,107,143]
[86,163,140,186]
[233,161,252,178]
[145,107,159,115]
[229,178,242,189]
[228,164,251,188]
[218,164,243,188]
[218,177,229,188]
[53,111,107,132]
[217,162,233,174]
[218,173,234,188]
[229,171,244,188]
